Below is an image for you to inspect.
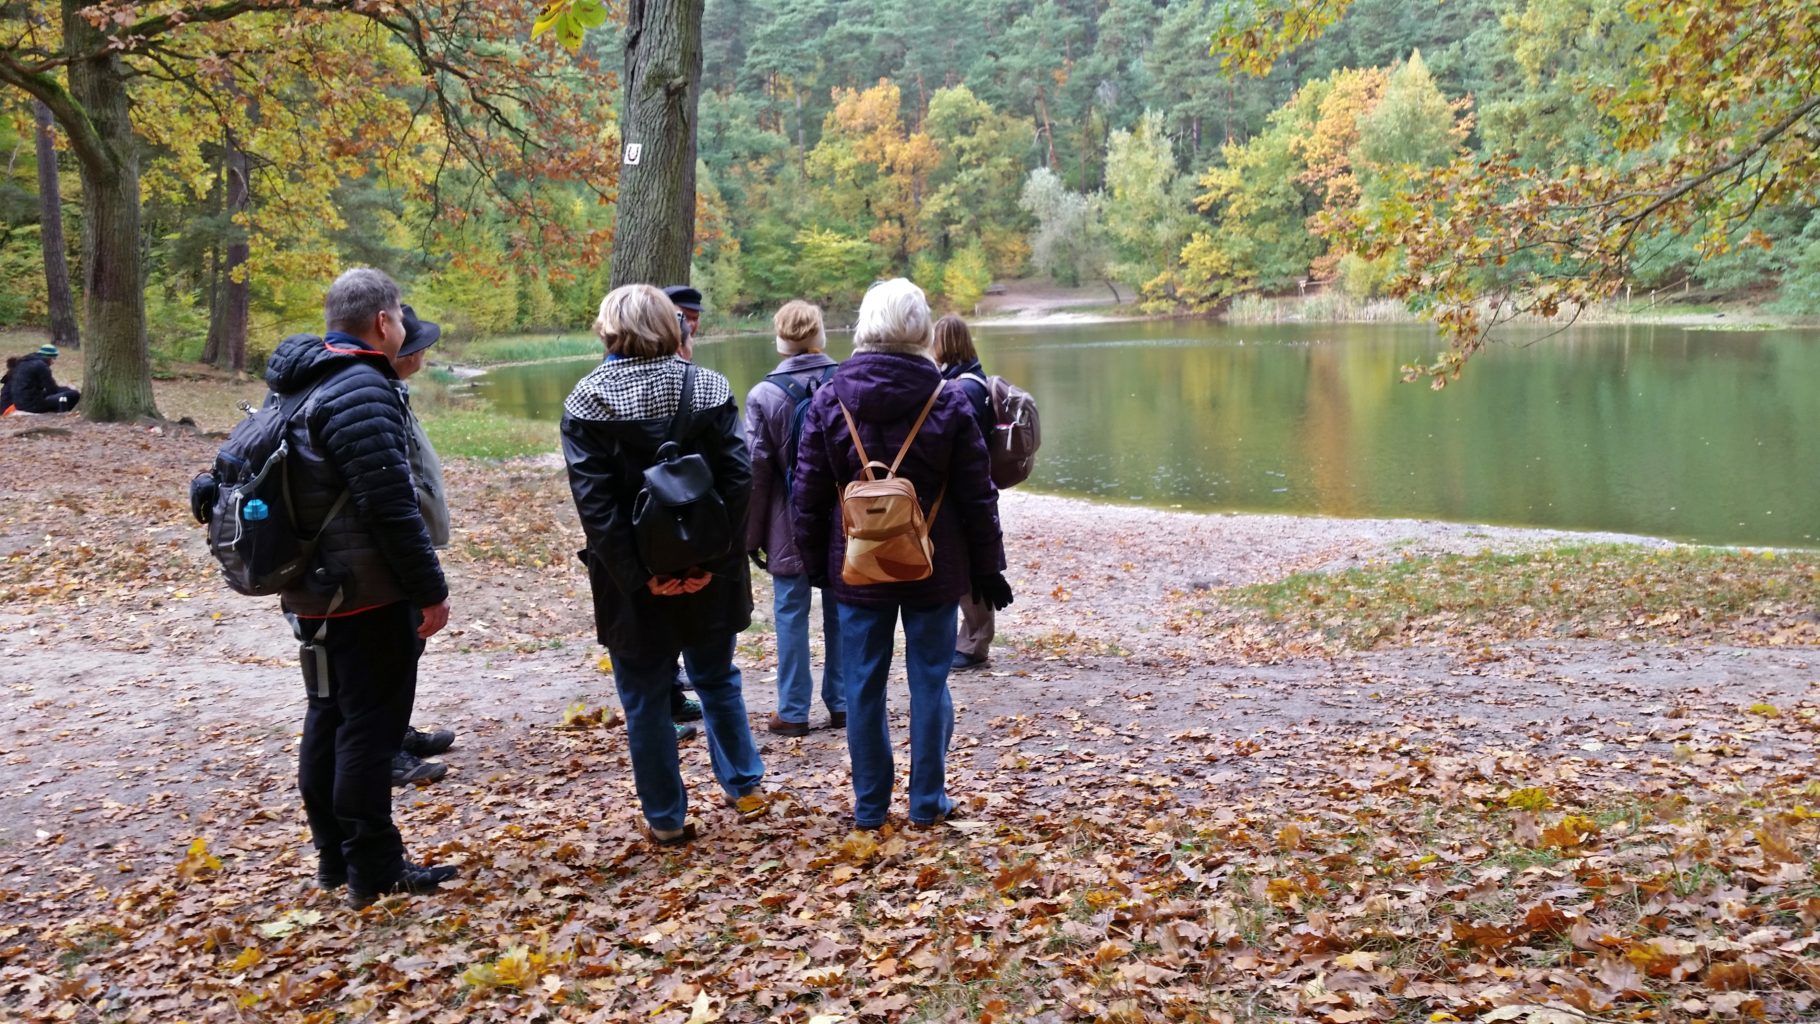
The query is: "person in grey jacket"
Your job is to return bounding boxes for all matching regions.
[744,300,846,737]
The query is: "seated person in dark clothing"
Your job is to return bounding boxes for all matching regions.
[2,345,80,414]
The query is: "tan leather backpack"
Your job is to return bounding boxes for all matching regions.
[836,383,947,585]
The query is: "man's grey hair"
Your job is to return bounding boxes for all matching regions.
[851,277,934,357]
[324,267,402,334]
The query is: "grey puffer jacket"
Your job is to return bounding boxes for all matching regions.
[266,332,448,617]
[744,352,838,576]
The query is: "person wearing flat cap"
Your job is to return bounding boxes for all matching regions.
[658,284,710,741]
[385,304,462,789]
[663,285,704,344]
[1,344,80,414]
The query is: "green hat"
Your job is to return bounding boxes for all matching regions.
[36,345,58,358]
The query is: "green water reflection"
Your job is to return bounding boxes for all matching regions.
[477,321,1820,547]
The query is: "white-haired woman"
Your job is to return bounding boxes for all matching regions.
[790,279,1012,829]
[562,284,765,846]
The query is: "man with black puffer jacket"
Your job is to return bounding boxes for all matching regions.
[266,267,456,909]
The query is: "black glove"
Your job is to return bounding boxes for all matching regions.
[749,548,769,572]
[189,473,218,525]
[971,572,1014,611]
[808,573,830,591]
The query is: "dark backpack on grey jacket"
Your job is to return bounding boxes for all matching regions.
[190,381,347,596]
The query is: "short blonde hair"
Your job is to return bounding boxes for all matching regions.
[594,284,682,358]
[773,300,826,355]
[852,278,933,356]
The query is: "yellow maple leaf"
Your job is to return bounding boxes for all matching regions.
[177,837,222,881]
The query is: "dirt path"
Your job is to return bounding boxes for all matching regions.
[1,420,1806,877]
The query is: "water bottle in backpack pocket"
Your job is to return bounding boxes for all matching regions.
[191,379,346,596]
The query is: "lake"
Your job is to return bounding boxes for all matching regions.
[477,321,1820,548]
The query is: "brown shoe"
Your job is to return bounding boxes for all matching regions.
[827,710,847,730]
[767,713,810,737]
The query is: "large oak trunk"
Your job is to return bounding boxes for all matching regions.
[31,101,80,350]
[65,2,156,421]
[608,0,704,290]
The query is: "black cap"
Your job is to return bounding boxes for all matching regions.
[663,285,703,311]
[399,304,441,357]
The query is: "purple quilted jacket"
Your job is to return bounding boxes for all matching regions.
[790,351,1005,608]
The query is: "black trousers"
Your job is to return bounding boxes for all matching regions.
[297,602,421,889]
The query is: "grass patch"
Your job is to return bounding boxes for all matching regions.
[418,405,556,459]
[1223,543,1818,649]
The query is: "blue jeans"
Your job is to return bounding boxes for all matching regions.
[837,600,959,827]
[609,635,765,831]
[773,573,845,723]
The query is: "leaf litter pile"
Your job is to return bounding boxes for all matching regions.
[2,421,1818,1023]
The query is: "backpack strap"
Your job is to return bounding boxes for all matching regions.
[277,373,352,535]
[836,400,879,481]
[765,373,811,405]
[666,363,699,446]
[888,383,946,475]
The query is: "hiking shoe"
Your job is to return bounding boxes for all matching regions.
[675,723,700,743]
[401,725,455,757]
[392,751,447,787]
[647,822,697,848]
[767,713,810,737]
[951,651,988,671]
[347,862,458,909]
[674,698,703,723]
[316,861,348,890]
[827,710,847,730]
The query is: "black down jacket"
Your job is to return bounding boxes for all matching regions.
[266,332,447,617]
[561,355,752,660]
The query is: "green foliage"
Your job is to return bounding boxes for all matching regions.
[1338,252,1395,299]
[1101,111,1195,293]
[1019,169,1108,289]
[1772,213,1820,316]
[790,229,882,309]
[145,275,210,364]
[0,229,48,327]
[939,245,993,313]
[418,261,521,341]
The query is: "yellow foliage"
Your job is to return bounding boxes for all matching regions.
[177,837,222,881]
[461,945,544,990]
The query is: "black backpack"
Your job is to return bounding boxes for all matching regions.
[631,364,733,576]
[764,364,835,490]
[191,376,347,596]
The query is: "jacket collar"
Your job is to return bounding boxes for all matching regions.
[776,352,837,373]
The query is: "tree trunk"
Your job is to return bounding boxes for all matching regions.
[609,0,704,289]
[31,101,80,349]
[794,88,806,178]
[1036,86,1056,171]
[203,128,251,371]
[64,1,156,421]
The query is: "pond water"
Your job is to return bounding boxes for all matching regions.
[477,321,1820,547]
